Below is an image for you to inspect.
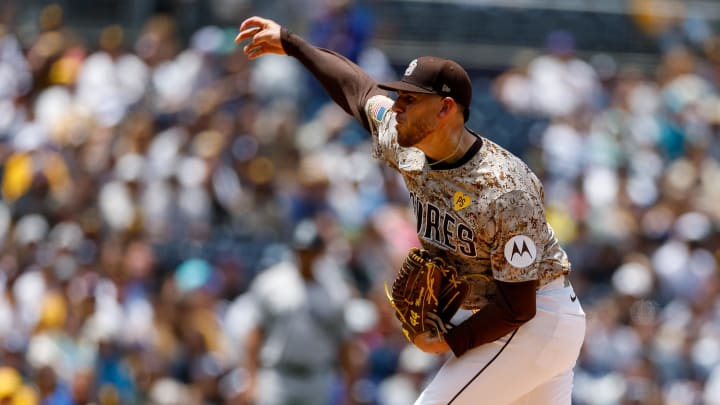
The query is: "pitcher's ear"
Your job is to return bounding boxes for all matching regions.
[439,98,452,117]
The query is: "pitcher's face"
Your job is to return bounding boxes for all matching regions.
[392,92,443,147]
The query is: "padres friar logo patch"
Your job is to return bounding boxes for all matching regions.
[504,235,537,268]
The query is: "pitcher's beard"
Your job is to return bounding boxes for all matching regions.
[396,121,434,148]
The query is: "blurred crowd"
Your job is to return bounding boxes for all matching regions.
[0,0,720,404]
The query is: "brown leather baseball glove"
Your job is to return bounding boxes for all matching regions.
[386,247,469,342]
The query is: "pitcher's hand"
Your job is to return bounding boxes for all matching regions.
[413,329,450,355]
[235,16,285,59]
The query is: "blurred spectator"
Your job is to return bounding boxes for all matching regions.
[0,366,39,404]
[494,30,600,119]
[241,219,360,405]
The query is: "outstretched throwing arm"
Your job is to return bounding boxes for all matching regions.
[235,16,385,132]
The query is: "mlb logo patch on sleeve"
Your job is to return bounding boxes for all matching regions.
[367,96,394,123]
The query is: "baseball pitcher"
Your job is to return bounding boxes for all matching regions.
[236,16,586,405]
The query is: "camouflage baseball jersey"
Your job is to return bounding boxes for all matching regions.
[366,95,570,310]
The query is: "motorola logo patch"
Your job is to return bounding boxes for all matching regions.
[504,235,537,268]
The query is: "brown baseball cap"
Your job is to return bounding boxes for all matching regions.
[379,56,472,121]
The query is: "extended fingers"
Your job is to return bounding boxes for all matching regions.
[244,42,284,59]
[235,26,261,44]
[237,26,269,58]
[236,15,271,44]
[244,44,266,59]
[238,16,268,35]
[235,16,285,58]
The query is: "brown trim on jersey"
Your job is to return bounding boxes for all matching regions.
[444,279,537,357]
[426,129,483,170]
[280,28,385,132]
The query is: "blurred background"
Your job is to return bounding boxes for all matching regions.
[1,0,720,404]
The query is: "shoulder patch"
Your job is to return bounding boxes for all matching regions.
[367,95,394,123]
[504,235,537,268]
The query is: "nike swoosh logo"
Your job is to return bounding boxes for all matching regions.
[570,294,577,302]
